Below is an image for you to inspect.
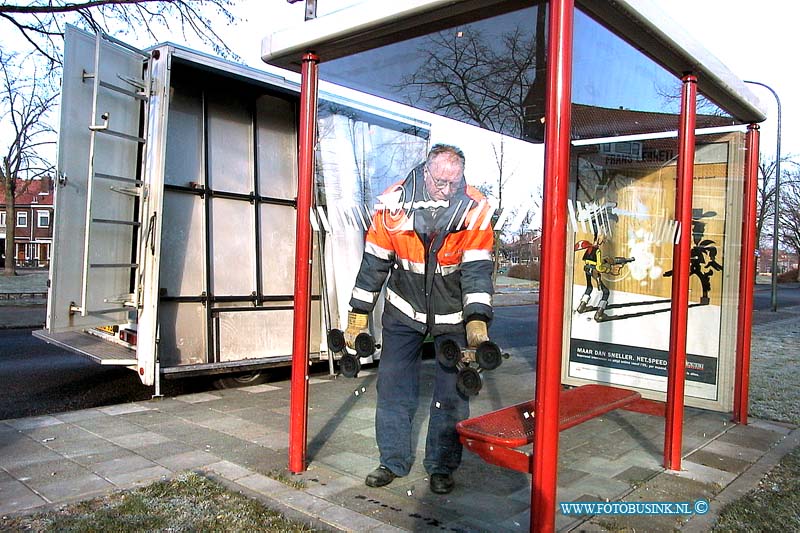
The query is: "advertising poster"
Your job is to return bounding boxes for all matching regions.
[567,139,733,401]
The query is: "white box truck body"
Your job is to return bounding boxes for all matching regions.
[35,27,430,389]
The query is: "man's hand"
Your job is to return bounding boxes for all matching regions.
[465,319,489,348]
[344,311,369,350]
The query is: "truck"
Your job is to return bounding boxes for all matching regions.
[34,26,431,392]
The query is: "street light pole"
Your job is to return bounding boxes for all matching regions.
[744,80,781,312]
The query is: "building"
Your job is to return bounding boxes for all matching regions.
[757,247,799,275]
[0,178,54,268]
[502,229,542,266]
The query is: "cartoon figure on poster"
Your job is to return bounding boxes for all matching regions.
[664,209,722,305]
[574,229,635,322]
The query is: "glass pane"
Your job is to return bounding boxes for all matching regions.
[207,92,254,195]
[210,197,255,296]
[216,304,322,361]
[567,8,684,397]
[159,302,207,367]
[160,191,205,297]
[566,9,748,405]
[319,4,547,142]
[315,6,547,336]
[256,94,297,199]
[571,10,740,140]
[165,69,203,187]
[260,203,296,295]
[314,99,431,333]
[316,100,430,210]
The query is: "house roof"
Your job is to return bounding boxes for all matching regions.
[0,179,55,206]
[571,104,736,140]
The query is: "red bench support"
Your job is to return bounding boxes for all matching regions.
[457,384,644,474]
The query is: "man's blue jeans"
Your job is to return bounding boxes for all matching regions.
[376,313,469,476]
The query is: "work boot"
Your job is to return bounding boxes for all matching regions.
[365,466,396,488]
[429,473,454,494]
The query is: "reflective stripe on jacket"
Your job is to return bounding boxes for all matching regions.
[349,164,494,335]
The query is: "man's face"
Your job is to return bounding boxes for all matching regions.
[424,154,464,201]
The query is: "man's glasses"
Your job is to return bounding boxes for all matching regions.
[424,165,464,191]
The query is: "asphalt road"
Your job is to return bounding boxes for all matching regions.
[753,282,800,310]
[0,306,538,420]
[0,329,214,420]
[2,283,797,421]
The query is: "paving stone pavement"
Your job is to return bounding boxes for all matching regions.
[1,299,798,531]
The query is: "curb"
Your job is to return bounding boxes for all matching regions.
[681,425,800,532]
[204,471,349,533]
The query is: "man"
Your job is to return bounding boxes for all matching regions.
[345,144,494,494]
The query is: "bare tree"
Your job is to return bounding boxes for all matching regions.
[400,11,546,141]
[778,173,800,278]
[0,0,238,68]
[401,10,547,278]
[1,52,57,276]
[756,156,779,249]
[756,154,800,250]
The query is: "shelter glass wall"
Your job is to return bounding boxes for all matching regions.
[565,7,748,410]
[310,2,749,410]
[315,3,548,337]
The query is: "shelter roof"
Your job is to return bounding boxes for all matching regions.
[261,0,766,125]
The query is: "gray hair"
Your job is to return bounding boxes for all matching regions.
[426,144,465,171]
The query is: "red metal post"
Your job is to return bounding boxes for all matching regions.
[663,74,697,471]
[289,53,320,473]
[531,0,574,530]
[733,124,760,424]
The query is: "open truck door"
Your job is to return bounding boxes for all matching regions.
[37,27,430,388]
[37,26,153,376]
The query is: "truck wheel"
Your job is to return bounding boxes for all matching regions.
[212,371,269,389]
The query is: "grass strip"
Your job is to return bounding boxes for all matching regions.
[713,444,800,532]
[1,472,326,532]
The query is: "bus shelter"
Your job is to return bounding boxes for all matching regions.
[261,1,766,530]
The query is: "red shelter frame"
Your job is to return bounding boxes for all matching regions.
[289,53,320,473]
[284,1,762,530]
[733,124,761,425]
[531,0,573,528]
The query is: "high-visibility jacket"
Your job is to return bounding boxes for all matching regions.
[349,164,494,335]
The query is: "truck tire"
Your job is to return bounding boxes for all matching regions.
[212,371,270,389]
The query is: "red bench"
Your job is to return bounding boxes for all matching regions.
[456,384,658,473]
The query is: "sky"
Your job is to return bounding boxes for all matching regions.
[657,0,798,162]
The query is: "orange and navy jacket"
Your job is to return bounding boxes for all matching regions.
[349,164,494,335]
